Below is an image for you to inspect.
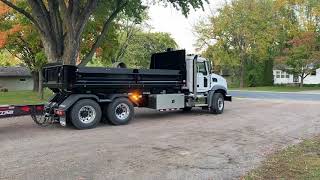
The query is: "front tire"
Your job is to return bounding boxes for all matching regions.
[210,93,224,114]
[107,98,134,125]
[70,99,102,129]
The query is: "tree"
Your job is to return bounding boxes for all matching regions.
[0,0,207,66]
[195,0,281,88]
[0,50,21,66]
[273,0,320,87]
[0,2,46,92]
[278,32,320,87]
[89,30,178,68]
[85,11,149,66]
[121,31,177,68]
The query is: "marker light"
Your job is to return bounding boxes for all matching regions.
[129,93,142,102]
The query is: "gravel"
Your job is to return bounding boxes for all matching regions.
[0,98,320,180]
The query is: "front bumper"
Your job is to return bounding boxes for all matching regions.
[225,94,232,102]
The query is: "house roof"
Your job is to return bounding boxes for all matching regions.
[0,67,32,77]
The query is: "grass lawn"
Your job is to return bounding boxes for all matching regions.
[230,86,320,92]
[244,137,320,179]
[0,90,54,105]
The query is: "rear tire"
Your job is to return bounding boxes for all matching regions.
[70,99,102,129]
[107,98,134,125]
[210,93,224,114]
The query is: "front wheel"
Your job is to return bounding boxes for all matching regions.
[210,93,224,114]
[107,98,134,125]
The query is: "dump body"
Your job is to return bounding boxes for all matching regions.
[43,65,184,94]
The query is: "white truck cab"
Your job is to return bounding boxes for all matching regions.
[185,55,228,95]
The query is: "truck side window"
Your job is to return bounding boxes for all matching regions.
[197,62,207,75]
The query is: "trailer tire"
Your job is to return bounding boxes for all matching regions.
[210,93,224,114]
[70,99,102,129]
[107,98,134,125]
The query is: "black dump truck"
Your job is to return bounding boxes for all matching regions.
[1,50,231,129]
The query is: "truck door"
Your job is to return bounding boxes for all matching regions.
[196,61,210,93]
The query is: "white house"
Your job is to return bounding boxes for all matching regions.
[273,68,320,85]
[0,67,33,91]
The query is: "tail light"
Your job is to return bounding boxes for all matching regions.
[55,109,65,116]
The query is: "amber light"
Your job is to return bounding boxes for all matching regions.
[129,93,142,102]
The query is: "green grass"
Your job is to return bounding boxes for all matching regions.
[230,86,320,92]
[244,137,320,180]
[0,90,54,105]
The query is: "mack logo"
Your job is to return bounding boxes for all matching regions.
[0,110,14,116]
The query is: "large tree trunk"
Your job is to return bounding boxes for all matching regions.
[38,70,44,99]
[32,71,39,92]
[239,64,245,88]
[41,36,63,64]
[300,76,304,88]
[62,33,81,65]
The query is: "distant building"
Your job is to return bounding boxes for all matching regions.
[0,67,33,91]
[273,68,320,85]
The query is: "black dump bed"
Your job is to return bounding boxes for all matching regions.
[43,50,186,93]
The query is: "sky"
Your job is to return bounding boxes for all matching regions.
[147,0,225,54]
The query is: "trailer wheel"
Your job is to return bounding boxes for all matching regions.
[107,98,134,125]
[70,99,102,129]
[210,93,224,114]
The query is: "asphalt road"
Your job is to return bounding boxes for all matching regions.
[1,99,320,179]
[230,90,320,101]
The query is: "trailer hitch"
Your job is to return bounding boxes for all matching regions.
[31,112,56,126]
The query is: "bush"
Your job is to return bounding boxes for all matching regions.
[0,88,8,92]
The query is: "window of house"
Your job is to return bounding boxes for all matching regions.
[293,75,299,83]
[19,78,26,81]
[281,72,285,78]
[311,70,317,76]
[276,71,280,78]
[286,73,290,78]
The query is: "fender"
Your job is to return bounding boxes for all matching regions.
[103,94,128,101]
[58,94,101,111]
[208,86,231,107]
[58,94,130,111]
[210,84,227,93]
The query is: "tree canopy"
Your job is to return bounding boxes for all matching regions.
[195,0,320,87]
[0,0,207,66]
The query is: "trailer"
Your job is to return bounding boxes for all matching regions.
[1,49,231,129]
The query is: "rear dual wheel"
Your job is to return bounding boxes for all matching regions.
[106,98,134,125]
[70,99,102,130]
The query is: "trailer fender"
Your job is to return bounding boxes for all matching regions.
[58,94,100,111]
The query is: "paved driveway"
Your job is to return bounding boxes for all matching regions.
[1,99,320,179]
[230,90,320,101]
